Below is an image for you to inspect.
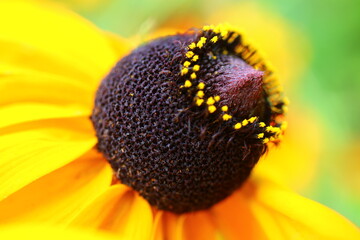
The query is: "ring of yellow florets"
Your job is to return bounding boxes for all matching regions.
[179,24,288,144]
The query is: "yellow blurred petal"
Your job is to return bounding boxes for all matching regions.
[54,0,111,12]
[152,211,165,240]
[342,141,360,197]
[212,178,360,240]
[249,202,310,239]
[0,37,94,84]
[0,224,122,240]
[71,185,153,240]
[0,117,96,200]
[0,66,93,107]
[71,185,131,229]
[104,31,134,59]
[160,212,186,240]
[144,27,182,42]
[0,149,112,225]
[121,193,154,240]
[211,187,268,240]
[207,1,308,82]
[183,211,218,240]
[152,211,215,240]
[255,108,322,190]
[156,13,203,33]
[0,103,90,129]
[0,0,119,86]
[241,177,360,240]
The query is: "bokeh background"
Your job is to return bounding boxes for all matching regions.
[55,0,360,225]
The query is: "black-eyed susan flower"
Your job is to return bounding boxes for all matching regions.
[0,1,359,240]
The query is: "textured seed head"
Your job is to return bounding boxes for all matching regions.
[91,25,287,213]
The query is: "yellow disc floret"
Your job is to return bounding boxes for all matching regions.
[198,82,205,89]
[193,65,200,72]
[184,80,192,88]
[234,123,242,129]
[222,114,232,121]
[221,105,228,112]
[197,91,205,98]
[206,97,215,105]
[208,105,216,113]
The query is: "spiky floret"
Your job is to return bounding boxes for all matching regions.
[91,24,287,213]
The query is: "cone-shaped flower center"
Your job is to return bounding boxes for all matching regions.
[214,55,264,116]
[91,25,287,213]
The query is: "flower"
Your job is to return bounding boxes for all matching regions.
[0,1,359,239]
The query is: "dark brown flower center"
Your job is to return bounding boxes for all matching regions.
[91,25,287,213]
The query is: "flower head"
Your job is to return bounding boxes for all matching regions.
[92,25,286,213]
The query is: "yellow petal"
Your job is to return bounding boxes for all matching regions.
[254,108,322,191]
[0,224,122,240]
[183,211,218,240]
[211,187,268,240]
[161,212,186,240]
[0,0,119,85]
[0,37,94,85]
[104,31,134,60]
[153,211,217,240]
[119,193,153,240]
[153,209,218,240]
[207,1,307,83]
[70,185,131,229]
[212,178,360,239]
[245,177,360,240]
[0,149,112,225]
[151,211,165,240]
[0,66,93,107]
[71,185,153,240]
[0,117,96,200]
[54,0,110,12]
[0,103,90,129]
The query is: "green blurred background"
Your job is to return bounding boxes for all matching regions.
[57,0,360,225]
